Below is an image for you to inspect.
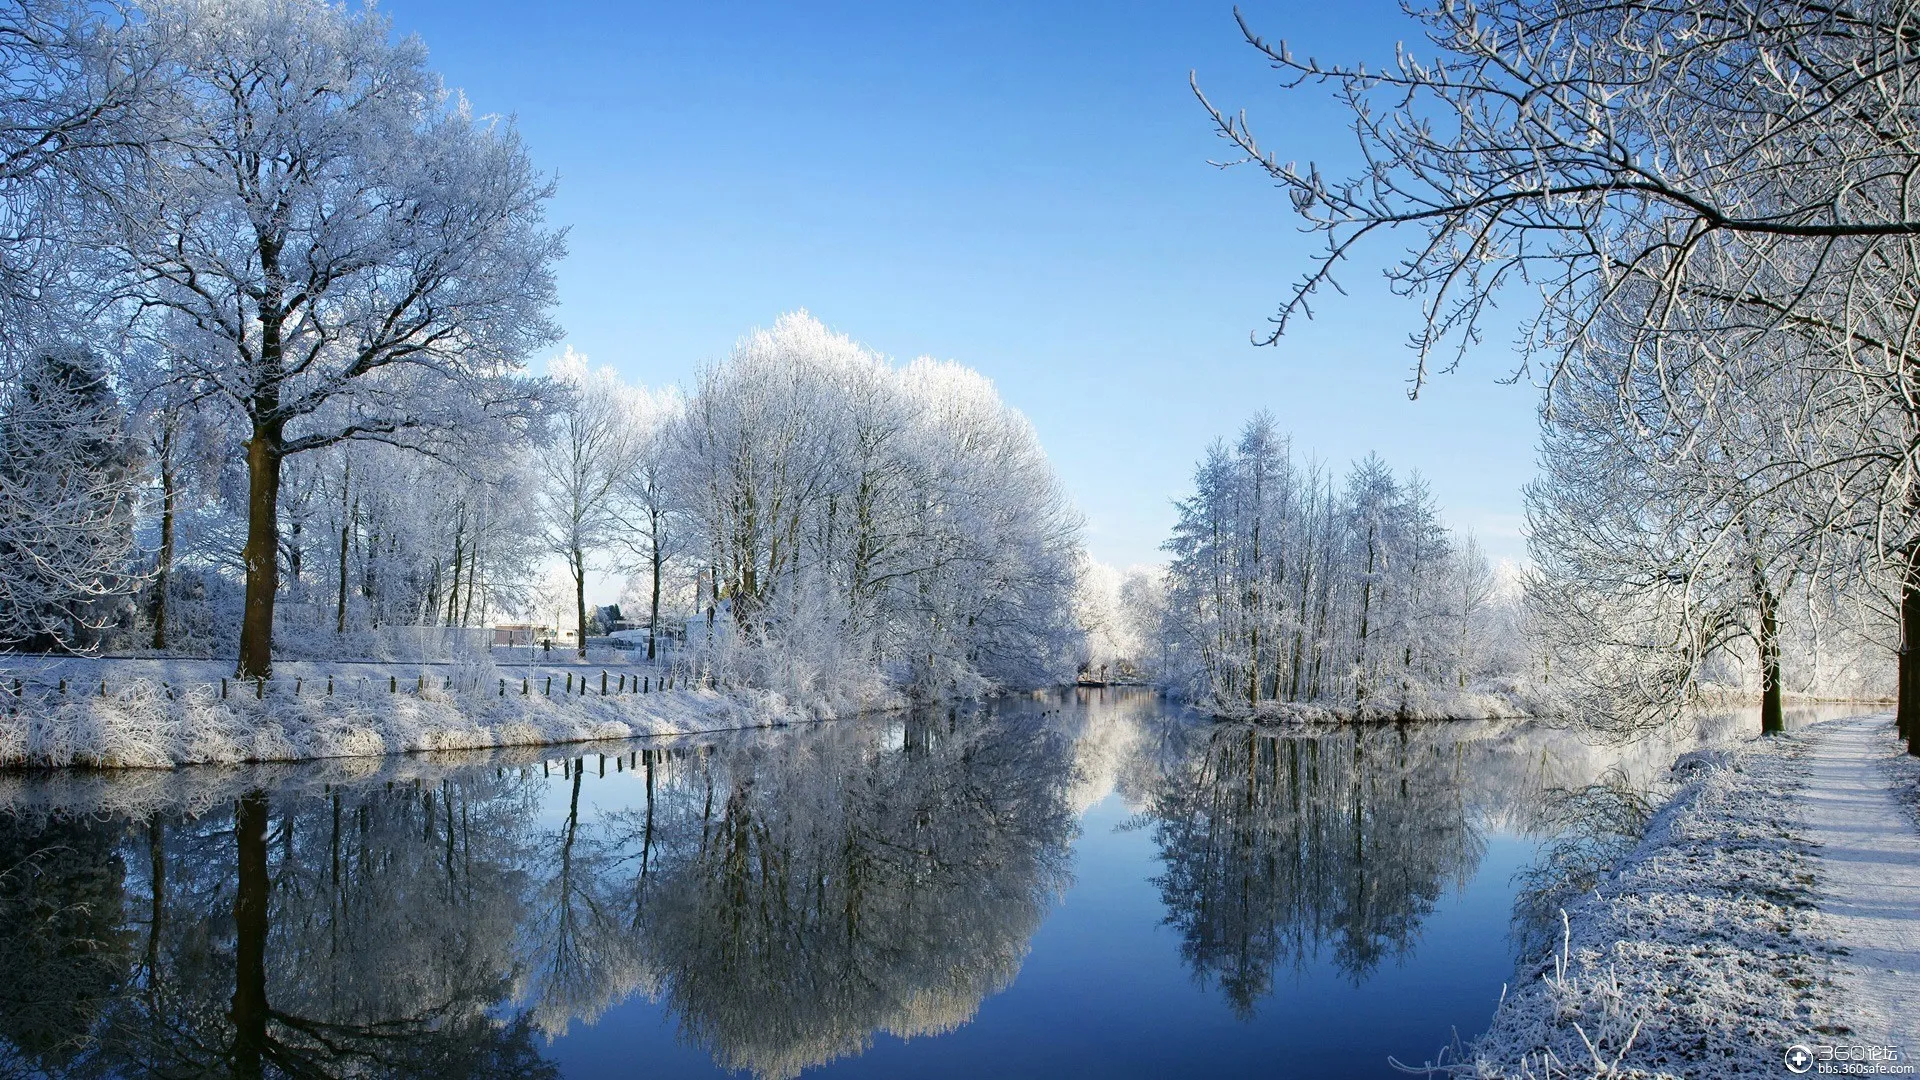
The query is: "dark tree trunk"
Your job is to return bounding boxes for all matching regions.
[461,537,478,627]
[1759,582,1783,736]
[573,548,588,658]
[1901,555,1920,755]
[151,429,176,650]
[445,529,463,626]
[649,540,662,662]
[238,423,284,679]
[231,790,270,1079]
[336,490,351,635]
[146,816,164,982]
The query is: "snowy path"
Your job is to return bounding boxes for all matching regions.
[1802,714,1920,1051]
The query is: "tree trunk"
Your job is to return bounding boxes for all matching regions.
[231,790,270,1080]
[1759,582,1783,736]
[146,816,164,982]
[151,429,176,650]
[461,536,478,627]
[336,489,351,635]
[649,539,662,662]
[573,547,588,658]
[444,529,463,626]
[1901,555,1920,754]
[238,423,284,679]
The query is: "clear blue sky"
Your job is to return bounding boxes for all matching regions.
[380,0,1541,569]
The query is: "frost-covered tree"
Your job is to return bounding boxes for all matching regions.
[616,383,687,661]
[0,2,165,650]
[276,434,540,648]
[0,346,141,648]
[1158,415,1499,716]
[1203,0,1920,747]
[673,312,1081,705]
[535,349,641,657]
[1524,321,1867,735]
[102,0,562,677]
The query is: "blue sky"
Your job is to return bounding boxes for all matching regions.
[380,0,1541,569]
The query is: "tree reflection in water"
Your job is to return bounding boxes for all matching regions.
[0,703,1701,1078]
[1139,723,1485,1017]
[0,707,1078,1080]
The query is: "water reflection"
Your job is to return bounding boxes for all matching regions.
[0,710,1075,1079]
[618,712,1074,1078]
[1137,725,1483,1016]
[0,695,1777,1079]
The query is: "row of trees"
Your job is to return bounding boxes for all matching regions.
[552,312,1084,703]
[1204,0,1916,741]
[1146,413,1519,714]
[0,1,1083,703]
[0,0,563,678]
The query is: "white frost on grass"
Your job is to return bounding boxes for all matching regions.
[0,658,889,768]
[1447,734,1843,1080]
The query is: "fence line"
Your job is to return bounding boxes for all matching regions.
[0,662,711,711]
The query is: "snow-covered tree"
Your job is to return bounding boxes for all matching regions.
[103,0,562,677]
[1205,0,1920,746]
[0,346,141,648]
[535,348,641,657]
[672,312,1082,705]
[616,383,687,661]
[1156,415,1503,715]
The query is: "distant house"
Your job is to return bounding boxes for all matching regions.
[591,604,640,634]
[491,623,551,647]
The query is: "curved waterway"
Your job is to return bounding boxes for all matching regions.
[0,688,1816,1078]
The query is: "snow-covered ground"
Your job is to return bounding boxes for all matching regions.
[0,654,899,768]
[1447,714,1920,1079]
[1805,717,1920,1056]
[1459,729,1846,1078]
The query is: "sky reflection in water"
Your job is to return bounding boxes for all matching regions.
[0,689,1779,1079]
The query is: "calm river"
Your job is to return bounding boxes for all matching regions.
[0,688,1814,1078]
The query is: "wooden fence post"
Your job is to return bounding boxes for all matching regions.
[601,671,608,695]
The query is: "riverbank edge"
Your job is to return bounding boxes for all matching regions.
[1459,729,1845,1079]
[1192,684,1537,724]
[0,672,911,769]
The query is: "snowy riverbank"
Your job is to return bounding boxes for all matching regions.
[1199,683,1539,724]
[1460,727,1848,1079]
[0,656,906,768]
